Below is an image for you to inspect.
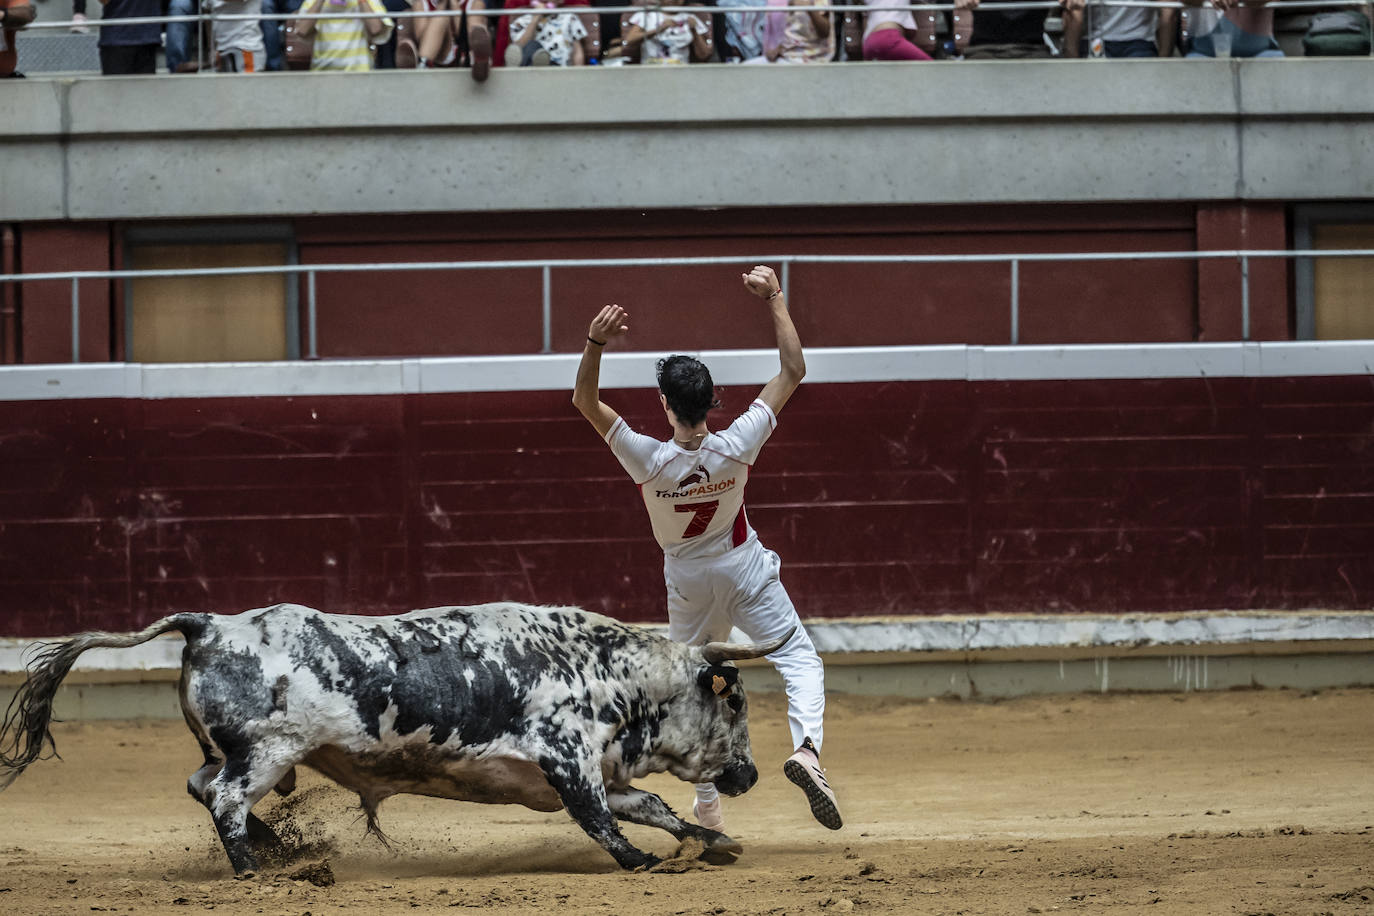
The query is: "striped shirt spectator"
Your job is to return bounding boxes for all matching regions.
[296,0,393,71]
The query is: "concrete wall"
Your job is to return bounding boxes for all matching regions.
[2,60,1373,221]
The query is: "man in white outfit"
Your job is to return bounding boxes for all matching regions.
[572,265,842,832]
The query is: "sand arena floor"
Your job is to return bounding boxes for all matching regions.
[1,688,1371,915]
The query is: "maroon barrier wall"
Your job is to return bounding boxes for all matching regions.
[1,374,1370,637]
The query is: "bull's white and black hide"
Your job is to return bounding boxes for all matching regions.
[0,603,788,873]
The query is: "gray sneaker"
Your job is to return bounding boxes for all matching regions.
[783,737,842,830]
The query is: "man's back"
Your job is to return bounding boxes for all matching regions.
[605,400,777,560]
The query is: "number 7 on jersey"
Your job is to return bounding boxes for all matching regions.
[675,500,719,538]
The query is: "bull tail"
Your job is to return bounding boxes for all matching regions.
[0,613,207,792]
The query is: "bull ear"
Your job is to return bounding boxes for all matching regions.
[700,627,795,665]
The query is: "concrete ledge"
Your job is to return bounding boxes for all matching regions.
[753,651,1374,699]
[3,60,1372,219]
[803,610,1374,657]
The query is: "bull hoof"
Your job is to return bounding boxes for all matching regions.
[700,834,743,866]
[630,854,664,872]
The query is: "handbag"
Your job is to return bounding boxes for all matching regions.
[284,18,314,69]
[1302,10,1372,57]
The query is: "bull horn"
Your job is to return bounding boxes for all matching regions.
[700,627,795,665]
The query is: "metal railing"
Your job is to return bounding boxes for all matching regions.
[4,248,1373,362]
[19,0,1374,32]
[16,0,1372,46]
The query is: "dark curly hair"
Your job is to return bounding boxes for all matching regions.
[656,355,721,427]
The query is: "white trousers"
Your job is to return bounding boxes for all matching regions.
[665,537,826,752]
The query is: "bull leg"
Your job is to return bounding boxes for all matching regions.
[539,755,661,871]
[188,756,287,867]
[204,752,300,876]
[606,787,743,865]
[186,756,223,805]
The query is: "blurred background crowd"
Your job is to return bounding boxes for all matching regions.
[2,0,1371,78]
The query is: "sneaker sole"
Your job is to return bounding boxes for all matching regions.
[469,27,492,82]
[784,759,843,830]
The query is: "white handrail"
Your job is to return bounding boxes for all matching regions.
[5,248,1371,361]
[2,248,1369,284]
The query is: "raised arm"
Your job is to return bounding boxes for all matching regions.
[360,0,393,41]
[572,304,629,439]
[793,0,831,39]
[293,0,327,38]
[742,265,806,416]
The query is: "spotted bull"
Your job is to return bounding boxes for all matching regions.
[0,602,787,873]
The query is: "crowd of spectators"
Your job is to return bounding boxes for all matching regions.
[2,0,1371,79]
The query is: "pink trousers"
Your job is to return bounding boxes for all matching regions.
[862,27,932,61]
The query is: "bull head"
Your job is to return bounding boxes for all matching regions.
[689,629,793,797]
[695,629,794,700]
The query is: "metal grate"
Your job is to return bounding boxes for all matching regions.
[14,31,102,74]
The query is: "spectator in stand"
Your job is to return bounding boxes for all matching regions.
[261,0,304,69]
[165,0,199,71]
[762,0,833,63]
[95,0,163,73]
[293,0,393,69]
[397,0,461,68]
[505,0,587,65]
[862,0,931,60]
[621,3,709,63]
[964,0,1046,57]
[862,0,974,61]
[717,0,766,62]
[1,0,37,77]
[207,0,266,70]
[1181,0,1282,58]
[395,0,493,77]
[1060,0,1175,57]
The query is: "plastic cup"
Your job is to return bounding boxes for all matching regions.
[1211,29,1232,58]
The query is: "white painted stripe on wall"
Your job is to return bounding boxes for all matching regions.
[0,364,140,401]
[138,360,414,399]
[3,611,1370,676]
[973,343,1254,381]
[1257,341,1374,377]
[2,342,1373,403]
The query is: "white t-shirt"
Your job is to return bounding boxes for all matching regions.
[628,9,708,63]
[606,399,776,560]
[508,10,588,66]
[207,0,266,55]
[1087,3,1154,43]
